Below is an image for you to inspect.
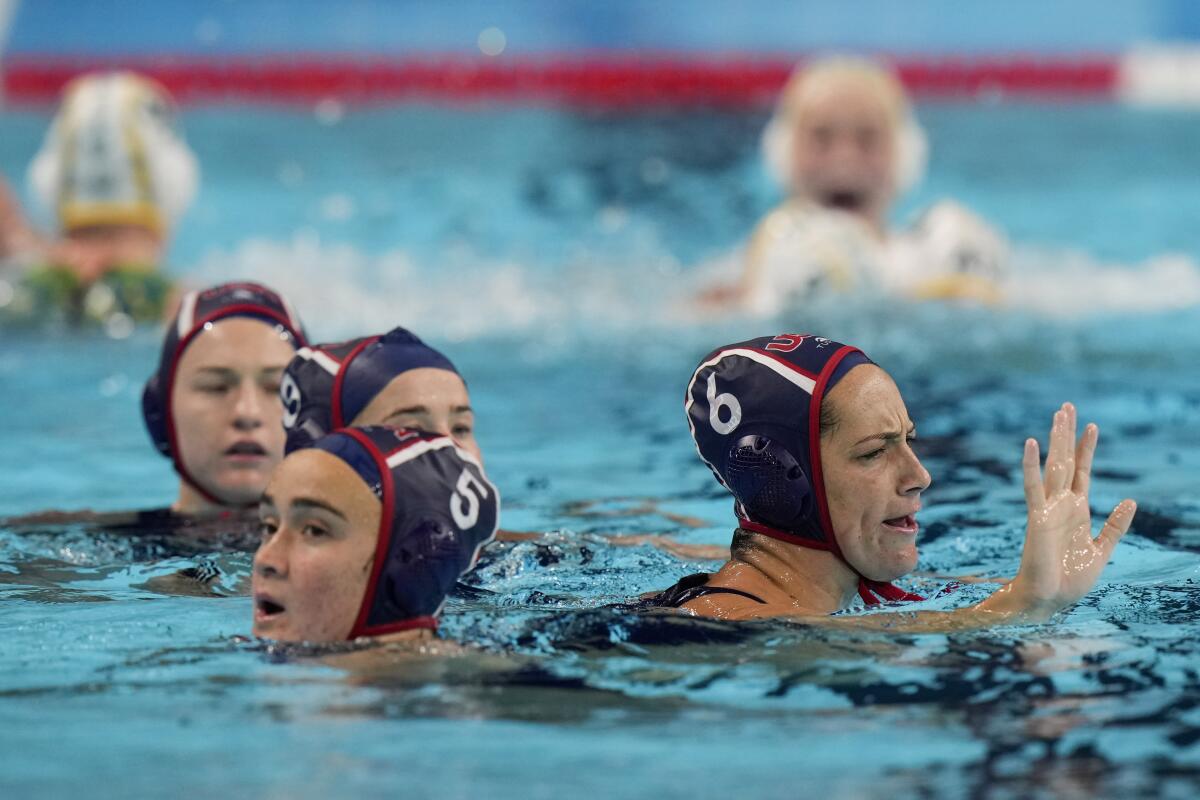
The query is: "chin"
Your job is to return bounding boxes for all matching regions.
[212,477,269,506]
[860,547,919,583]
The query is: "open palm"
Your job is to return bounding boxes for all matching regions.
[1009,403,1137,617]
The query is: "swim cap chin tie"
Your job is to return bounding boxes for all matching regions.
[313,426,499,638]
[142,281,307,506]
[686,333,924,606]
[280,326,460,454]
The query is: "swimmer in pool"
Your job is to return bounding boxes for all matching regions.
[252,426,498,643]
[0,71,197,325]
[281,326,721,555]
[280,326,479,461]
[646,334,1137,629]
[2,281,306,560]
[144,281,307,516]
[702,57,1006,314]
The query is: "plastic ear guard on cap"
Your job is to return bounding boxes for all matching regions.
[311,426,499,637]
[725,434,812,530]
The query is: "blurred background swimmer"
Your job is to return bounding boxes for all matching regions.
[701,57,1008,315]
[253,426,499,646]
[0,71,198,327]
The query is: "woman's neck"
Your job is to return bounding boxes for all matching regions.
[718,530,862,613]
[173,481,229,517]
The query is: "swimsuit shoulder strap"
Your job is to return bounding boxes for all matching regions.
[652,573,768,608]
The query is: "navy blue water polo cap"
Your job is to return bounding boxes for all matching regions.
[280,327,459,454]
[686,333,923,605]
[313,426,499,637]
[142,281,307,502]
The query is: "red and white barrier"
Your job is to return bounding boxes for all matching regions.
[1,49,1197,106]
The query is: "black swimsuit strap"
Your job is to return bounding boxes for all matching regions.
[652,573,767,608]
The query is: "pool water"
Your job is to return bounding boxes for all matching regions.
[2,102,1199,798]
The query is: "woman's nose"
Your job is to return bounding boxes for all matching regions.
[233,380,264,428]
[902,446,932,495]
[254,530,288,579]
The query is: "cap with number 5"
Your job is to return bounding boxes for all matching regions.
[311,425,499,638]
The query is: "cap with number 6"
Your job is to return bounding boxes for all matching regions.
[311,425,499,638]
[685,334,872,549]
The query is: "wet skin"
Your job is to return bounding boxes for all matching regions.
[253,448,380,642]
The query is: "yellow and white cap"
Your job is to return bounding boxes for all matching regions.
[27,71,198,236]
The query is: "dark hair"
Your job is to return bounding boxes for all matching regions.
[730,527,757,561]
[818,400,839,437]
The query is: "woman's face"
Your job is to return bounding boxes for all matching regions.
[820,365,931,582]
[252,448,381,642]
[171,317,296,508]
[352,368,481,462]
[789,75,898,225]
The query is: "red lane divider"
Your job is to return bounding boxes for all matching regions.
[0,55,1120,106]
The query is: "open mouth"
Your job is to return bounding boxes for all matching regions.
[255,596,286,620]
[822,190,865,211]
[882,514,918,534]
[225,441,268,458]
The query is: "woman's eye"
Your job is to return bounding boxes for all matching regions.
[452,425,473,438]
[301,524,328,539]
[859,448,885,461]
[258,520,278,538]
[197,383,232,395]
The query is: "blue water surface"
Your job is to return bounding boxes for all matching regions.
[1,102,1199,799]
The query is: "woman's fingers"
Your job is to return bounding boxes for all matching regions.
[1072,422,1098,497]
[1022,437,1044,513]
[1097,499,1137,557]
[1043,404,1076,497]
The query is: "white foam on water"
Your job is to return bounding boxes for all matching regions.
[184,232,1200,351]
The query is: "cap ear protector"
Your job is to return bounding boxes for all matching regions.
[724,434,812,530]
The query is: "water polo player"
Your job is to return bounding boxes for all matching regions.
[252,426,499,643]
[143,281,307,515]
[703,57,1007,313]
[649,333,1136,627]
[280,326,478,460]
[2,71,198,325]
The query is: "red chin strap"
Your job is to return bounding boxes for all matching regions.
[736,517,925,607]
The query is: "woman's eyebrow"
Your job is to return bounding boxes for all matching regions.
[291,497,347,521]
[386,405,431,417]
[852,424,916,447]
[193,367,239,379]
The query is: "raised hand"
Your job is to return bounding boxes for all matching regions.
[982,403,1136,621]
